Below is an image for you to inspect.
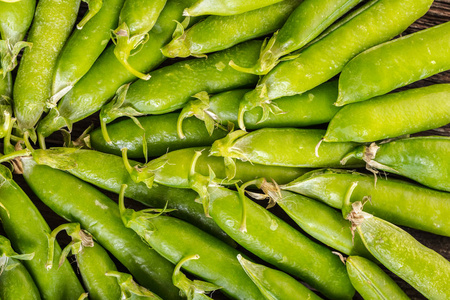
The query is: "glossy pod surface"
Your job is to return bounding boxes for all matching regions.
[183,0,283,16]
[346,256,410,300]
[0,164,85,299]
[21,158,182,300]
[282,169,450,236]
[0,0,35,44]
[324,84,450,142]
[337,21,450,106]
[118,0,166,35]
[207,185,355,300]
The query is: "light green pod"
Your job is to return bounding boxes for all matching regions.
[183,0,284,16]
[161,0,301,58]
[337,21,450,106]
[346,256,410,300]
[324,84,450,143]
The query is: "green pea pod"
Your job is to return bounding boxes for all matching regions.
[0,0,34,73]
[238,0,433,130]
[37,0,198,141]
[348,204,450,300]
[341,137,450,192]
[111,0,167,80]
[337,21,450,106]
[206,185,355,300]
[183,0,284,16]
[324,84,450,143]
[237,254,323,300]
[233,0,362,75]
[162,0,301,58]
[0,164,85,299]
[99,40,261,129]
[282,169,450,236]
[346,256,410,300]
[0,68,12,138]
[51,0,126,102]
[21,158,182,300]
[106,271,163,299]
[13,0,81,135]
[31,148,234,245]
[119,194,264,300]
[46,223,121,300]
[0,235,41,300]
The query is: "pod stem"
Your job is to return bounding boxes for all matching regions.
[188,150,213,217]
[160,19,192,58]
[0,236,34,274]
[77,0,103,29]
[106,270,162,299]
[0,40,32,75]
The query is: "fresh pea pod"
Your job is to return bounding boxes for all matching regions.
[348,203,450,300]
[345,256,410,300]
[21,158,182,300]
[206,184,355,300]
[162,0,301,58]
[0,235,41,300]
[324,84,450,143]
[337,21,450,106]
[111,0,167,79]
[232,0,362,75]
[183,0,284,16]
[0,67,12,138]
[52,0,126,101]
[237,254,323,300]
[282,169,450,237]
[237,0,433,130]
[99,40,261,130]
[37,0,197,141]
[341,137,450,192]
[13,0,81,135]
[0,164,85,299]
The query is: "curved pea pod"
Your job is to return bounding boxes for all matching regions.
[0,0,34,73]
[119,195,264,300]
[111,0,167,80]
[0,69,12,138]
[31,148,234,245]
[21,158,182,300]
[347,203,450,300]
[282,169,450,236]
[337,21,450,106]
[161,0,301,59]
[237,254,323,300]
[341,137,450,192]
[346,256,410,300]
[206,185,355,300]
[238,0,433,130]
[99,40,261,129]
[13,0,81,135]
[0,164,85,299]
[36,0,198,140]
[51,0,126,102]
[46,223,121,300]
[232,0,362,75]
[106,271,163,299]
[183,0,284,16]
[0,235,41,300]
[324,84,450,143]
[210,128,362,176]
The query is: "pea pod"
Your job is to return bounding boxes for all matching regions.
[324,84,450,143]
[0,164,85,299]
[13,0,81,135]
[21,158,182,300]
[51,0,126,101]
[232,0,362,75]
[99,40,261,130]
[161,0,301,58]
[0,66,12,138]
[347,203,450,300]
[337,21,450,106]
[237,254,323,300]
[183,0,284,16]
[341,137,450,192]
[0,235,41,300]
[111,0,167,80]
[237,0,433,130]
[346,256,410,300]
[36,0,197,140]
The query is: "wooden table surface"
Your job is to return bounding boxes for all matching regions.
[1,1,449,299]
